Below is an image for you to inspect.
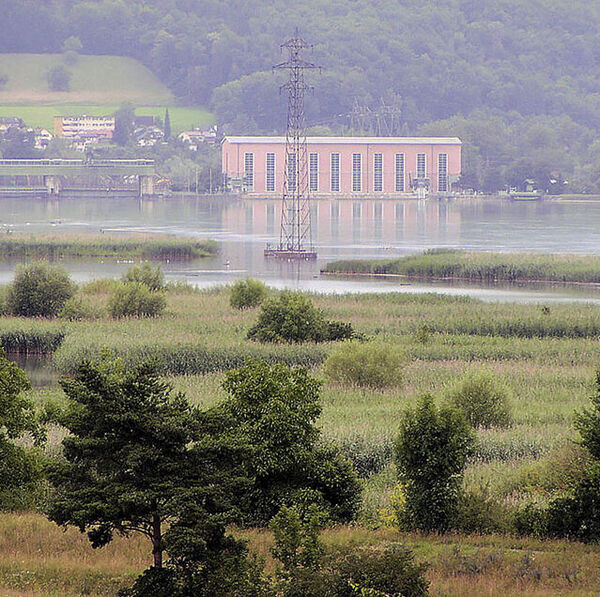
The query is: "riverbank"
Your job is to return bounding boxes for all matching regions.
[0,233,218,260]
[322,250,600,285]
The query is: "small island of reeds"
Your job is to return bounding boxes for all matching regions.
[322,249,600,284]
[0,233,218,260]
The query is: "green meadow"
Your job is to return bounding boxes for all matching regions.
[0,54,214,133]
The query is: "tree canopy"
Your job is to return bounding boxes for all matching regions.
[5,0,600,189]
[47,357,249,569]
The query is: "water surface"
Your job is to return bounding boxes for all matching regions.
[1,195,600,302]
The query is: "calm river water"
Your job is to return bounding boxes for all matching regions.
[1,195,600,303]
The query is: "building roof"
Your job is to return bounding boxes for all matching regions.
[223,136,462,145]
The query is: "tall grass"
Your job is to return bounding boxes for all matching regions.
[2,513,600,596]
[323,250,600,284]
[0,234,217,260]
[0,320,65,353]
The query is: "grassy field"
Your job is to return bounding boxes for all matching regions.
[0,53,215,133]
[2,284,600,594]
[9,288,599,502]
[323,250,600,284]
[1,513,600,596]
[0,104,214,135]
[0,54,172,105]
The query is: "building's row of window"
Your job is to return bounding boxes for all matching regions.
[244,152,449,192]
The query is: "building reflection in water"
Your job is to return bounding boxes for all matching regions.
[218,198,459,276]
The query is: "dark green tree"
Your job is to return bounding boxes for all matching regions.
[0,351,43,509]
[113,102,135,146]
[47,64,71,91]
[47,357,250,571]
[542,371,600,542]
[6,261,75,317]
[164,108,171,140]
[247,291,355,343]
[394,394,475,533]
[220,361,361,525]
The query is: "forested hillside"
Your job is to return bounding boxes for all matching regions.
[5,0,600,191]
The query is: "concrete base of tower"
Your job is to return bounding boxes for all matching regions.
[264,246,318,261]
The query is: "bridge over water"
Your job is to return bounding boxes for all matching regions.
[0,159,156,196]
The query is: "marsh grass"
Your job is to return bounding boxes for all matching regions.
[5,286,599,524]
[0,233,217,260]
[324,250,600,284]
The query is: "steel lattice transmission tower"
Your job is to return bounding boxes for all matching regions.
[265,29,319,260]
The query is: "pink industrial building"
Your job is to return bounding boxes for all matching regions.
[221,136,462,197]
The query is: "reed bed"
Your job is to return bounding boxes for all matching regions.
[0,319,65,353]
[4,285,599,521]
[323,250,600,284]
[0,233,217,260]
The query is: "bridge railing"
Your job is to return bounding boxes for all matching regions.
[0,159,155,167]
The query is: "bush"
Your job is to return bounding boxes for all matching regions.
[324,341,404,389]
[122,263,165,291]
[247,291,356,343]
[445,370,513,429]
[59,296,103,320]
[514,503,549,538]
[329,544,429,597]
[543,464,600,542]
[6,262,75,317]
[394,394,475,533]
[230,278,268,309]
[452,487,514,534]
[108,282,166,318]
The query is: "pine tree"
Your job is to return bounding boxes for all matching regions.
[164,108,171,140]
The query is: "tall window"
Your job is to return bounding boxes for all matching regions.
[287,152,297,192]
[395,153,405,192]
[373,153,383,192]
[309,153,319,192]
[416,153,426,179]
[438,153,448,192]
[330,153,340,192]
[352,153,362,192]
[244,152,254,191]
[266,152,275,192]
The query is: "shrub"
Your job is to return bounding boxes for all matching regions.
[230,278,268,309]
[329,544,429,597]
[108,282,166,318]
[324,341,404,389]
[544,465,600,542]
[247,291,356,343]
[6,262,75,317]
[514,503,549,538]
[270,506,428,597]
[445,370,513,429]
[452,487,514,534]
[394,394,475,533]
[59,296,103,321]
[122,263,165,291]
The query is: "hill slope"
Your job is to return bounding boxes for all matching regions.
[0,54,173,105]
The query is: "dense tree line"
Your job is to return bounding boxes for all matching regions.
[5,0,600,189]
